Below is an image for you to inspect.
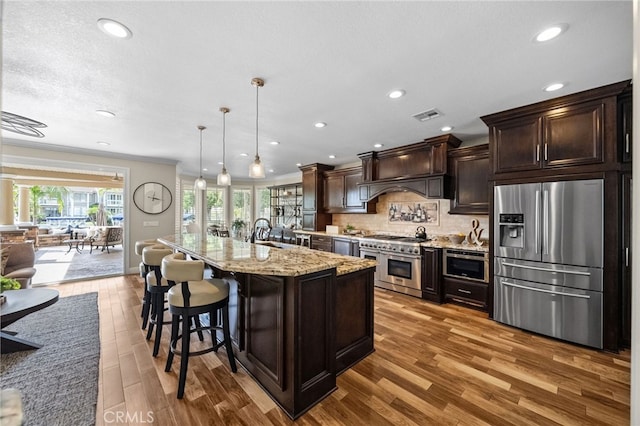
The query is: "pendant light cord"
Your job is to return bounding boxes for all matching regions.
[199,128,203,176]
[222,111,226,168]
[255,83,259,158]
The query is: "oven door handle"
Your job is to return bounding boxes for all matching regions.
[501,280,590,299]
[501,261,590,276]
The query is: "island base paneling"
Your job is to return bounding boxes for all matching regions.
[219,266,375,419]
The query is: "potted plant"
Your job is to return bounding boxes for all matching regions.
[0,276,21,304]
[231,218,247,238]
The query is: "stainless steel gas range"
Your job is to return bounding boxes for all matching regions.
[359,235,425,298]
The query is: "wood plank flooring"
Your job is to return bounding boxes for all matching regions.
[52,275,630,425]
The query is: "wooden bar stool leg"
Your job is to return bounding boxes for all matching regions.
[146,293,157,341]
[165,314,179,372]
[193,315,204,341]
[152,292,165,357]
[177,313,191,399]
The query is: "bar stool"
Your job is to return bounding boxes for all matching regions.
[296,234,311,247]
[161,252,237,399]
[142,244,174,357]
[135,239,157,330]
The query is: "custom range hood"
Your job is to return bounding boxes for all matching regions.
[356,134,461,201]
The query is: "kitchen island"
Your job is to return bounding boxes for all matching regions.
[157,234,376,419]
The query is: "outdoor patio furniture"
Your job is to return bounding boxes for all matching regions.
[86,226,123,254]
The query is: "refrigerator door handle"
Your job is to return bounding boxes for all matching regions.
[501,261,591,276]
[626,247,630,267]
[501,280,591,299]
[542,189,549,255]
[535,190,540,254]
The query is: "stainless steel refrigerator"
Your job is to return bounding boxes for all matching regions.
[493,179,604,348]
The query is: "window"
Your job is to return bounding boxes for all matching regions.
[256,187,270,220]
[206,187,225,227]
[232,188,252,229]
[182,188,195,224]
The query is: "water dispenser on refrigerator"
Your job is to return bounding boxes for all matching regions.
[498,213,524,249]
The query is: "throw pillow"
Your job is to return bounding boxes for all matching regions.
[1,246,11,276]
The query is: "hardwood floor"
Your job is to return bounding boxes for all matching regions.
[53,275,630,425]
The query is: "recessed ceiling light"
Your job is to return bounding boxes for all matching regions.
[535,24,568,43]
[269,141,280,145]
[95,110,115,118]
[97,141,110,146]
[202,168,208,172]
[544,83,565,92]
[268,169,274,173]
[373,143,384,148]
[314,122,327,128]
[218,161,223,165]
[440,126,453,132]
[388,89,406,99]
[296,163,302,167]
[240,153,249,157]
[329,154,336,159]
[97,18,133,39]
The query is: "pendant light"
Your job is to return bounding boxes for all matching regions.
[217,107,231,186]
[249,77,266,178]
[194,125,207,191]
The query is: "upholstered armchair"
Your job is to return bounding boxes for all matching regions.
[86,226,123,254]
[1,241,37,288]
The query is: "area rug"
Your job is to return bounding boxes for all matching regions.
[0,292,100,426]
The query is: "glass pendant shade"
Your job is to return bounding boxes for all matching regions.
[217,107,231,186]
[194,177,207,190]
[194,125,207,191]
[249,155,265,178]
[217,168,231,185]
[249,77,266,179]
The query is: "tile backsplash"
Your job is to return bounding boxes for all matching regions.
[331,192,489,240]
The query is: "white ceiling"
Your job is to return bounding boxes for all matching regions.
[1,1,633,180]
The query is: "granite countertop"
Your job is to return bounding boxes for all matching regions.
[291,230,489,252]
[157,234,377,277]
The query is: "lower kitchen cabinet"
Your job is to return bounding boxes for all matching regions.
[311,235,332,252]
[421,247,442,303]
[443,276,488,311]
[332,237,359,257]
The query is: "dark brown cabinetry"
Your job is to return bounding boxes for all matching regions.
[310,234,332,252]
[443,276,488,311]
[324,167,376,214]
[621,173,632,347]
[332,237,359,257]
[335,268,374,373]
[619,90,632,163]
[482,80,630,179]
[448,144,489,215]
[488,101,606,174]
[300,163,334,231]
[357,134,461,201]
[421,247,442,303]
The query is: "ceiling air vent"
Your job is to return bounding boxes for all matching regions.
[412,108,441,122]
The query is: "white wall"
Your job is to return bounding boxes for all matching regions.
[631,0,639,423]
[2,143,178,273]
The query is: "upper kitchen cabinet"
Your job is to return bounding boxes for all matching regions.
[300,163,334,231]
[357,134,461,201]
[481,80,631,179]
[619,87,632,163]
[324,167,376,214]
[448,144,489,215]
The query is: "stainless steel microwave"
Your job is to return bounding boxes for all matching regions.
[443,249,489,283]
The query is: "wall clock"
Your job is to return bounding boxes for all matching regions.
[133,182,173,214]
